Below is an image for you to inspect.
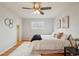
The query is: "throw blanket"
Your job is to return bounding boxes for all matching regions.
[31,34,42,42]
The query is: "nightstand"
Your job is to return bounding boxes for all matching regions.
[64,47,79,56]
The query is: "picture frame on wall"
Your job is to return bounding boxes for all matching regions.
[4,17,14,29]
[61,16,69,28]
[57,19,61,29]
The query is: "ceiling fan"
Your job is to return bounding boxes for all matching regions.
[22,2,52,15]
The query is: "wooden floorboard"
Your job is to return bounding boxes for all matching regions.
[0,41,64,56]
[0,41,23,56]
[33,50,64,56]
[41,53,64,56]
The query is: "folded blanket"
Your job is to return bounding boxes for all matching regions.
[31,34,42,42]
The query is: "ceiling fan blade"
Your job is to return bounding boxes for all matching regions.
[22,7,32,9]
[40,11,44,15]
[41,7,51,10]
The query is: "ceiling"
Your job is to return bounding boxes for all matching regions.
[1,2,79,18]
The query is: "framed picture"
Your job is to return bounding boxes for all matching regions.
[4,18,14,28]
[57,19,61,29]
[61,16,69,28]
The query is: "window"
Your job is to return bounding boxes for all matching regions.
[32,22,45,29]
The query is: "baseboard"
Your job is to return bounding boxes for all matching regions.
[22,40,31,42]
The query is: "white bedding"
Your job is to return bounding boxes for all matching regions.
[31,33,70,53]
[41,35,56,40]
[31,39,70,50]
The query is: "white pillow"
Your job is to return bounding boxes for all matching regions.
[61,34,68,40]
[51,32,57,37]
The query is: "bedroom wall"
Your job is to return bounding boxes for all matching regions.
[22,18,54,40]
[54,4,79,38]
[0,4,22,53]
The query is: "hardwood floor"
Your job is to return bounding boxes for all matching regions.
[0,41,64,56]
[41,53,64,56]
[0,41,23,56]
[33,50,64,56]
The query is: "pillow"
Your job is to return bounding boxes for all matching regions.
[61,34,69,40]
[61,34,65,40]
[67,35,77,48]
[53,33,57,38]
[57,32,64,39]
[51,32,57,37]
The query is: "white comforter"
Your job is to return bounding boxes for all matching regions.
[31,39,70,50]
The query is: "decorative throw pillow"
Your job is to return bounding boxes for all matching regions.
[61,34,65,40]
[57,32,64,39]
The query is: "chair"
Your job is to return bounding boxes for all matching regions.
[64,34,79,56]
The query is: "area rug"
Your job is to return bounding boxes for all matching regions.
[9,42,33,56]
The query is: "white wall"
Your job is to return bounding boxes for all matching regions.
[54,5,79,38]
[0,4,22,53]
[22,18,54,40]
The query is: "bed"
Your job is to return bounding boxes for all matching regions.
[31,32,70,54]
[31,39,70,54]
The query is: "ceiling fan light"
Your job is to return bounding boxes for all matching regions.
[34,10,40,14]
[34,2,40,9]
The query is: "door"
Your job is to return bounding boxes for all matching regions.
[16,25,20,44]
